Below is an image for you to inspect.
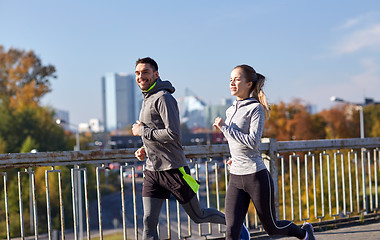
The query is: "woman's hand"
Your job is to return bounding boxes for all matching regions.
[226,159,232,166]
[135,147,146,161]
[213,117,225,130]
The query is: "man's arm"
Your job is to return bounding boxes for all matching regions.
[139,94,181,143]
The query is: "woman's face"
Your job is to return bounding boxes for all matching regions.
[230,68,252,100]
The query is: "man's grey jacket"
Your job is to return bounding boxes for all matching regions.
[138,77,187,171]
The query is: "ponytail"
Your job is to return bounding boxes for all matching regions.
[251,73,270,118]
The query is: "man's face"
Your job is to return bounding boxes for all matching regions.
[135,63,159,91]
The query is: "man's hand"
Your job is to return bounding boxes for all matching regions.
[135,147,146,161]
[132,120,143,136]
[213,117,225,130]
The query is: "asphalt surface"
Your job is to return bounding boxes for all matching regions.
[16,217,380,239]
[256,221,380,240]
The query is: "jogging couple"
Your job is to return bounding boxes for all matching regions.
[132,57,316,240]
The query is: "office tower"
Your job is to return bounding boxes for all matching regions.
[178,95,207,129]
[102,73,135,132]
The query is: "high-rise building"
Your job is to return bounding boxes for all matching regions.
[102,73,135,132]
[178,95,207,129]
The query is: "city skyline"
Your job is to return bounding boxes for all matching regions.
[102,73,136,131]
[1,1,380,124]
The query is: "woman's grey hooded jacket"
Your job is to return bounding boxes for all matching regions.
[221,97,267,175]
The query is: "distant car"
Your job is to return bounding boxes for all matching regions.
[122,168,143,178]
[190,162,222,175]
[108,163,120,170]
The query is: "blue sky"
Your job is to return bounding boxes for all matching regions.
[1,1,380,124]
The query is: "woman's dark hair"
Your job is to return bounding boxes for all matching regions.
[135,57,158,71]
[234,64,270,117]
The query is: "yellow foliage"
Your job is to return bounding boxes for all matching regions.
[0,46,55,111]
[9,78,50,111]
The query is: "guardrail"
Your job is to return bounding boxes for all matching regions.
[0,137,379,239]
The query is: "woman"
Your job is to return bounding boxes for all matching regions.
[213,65,315,240]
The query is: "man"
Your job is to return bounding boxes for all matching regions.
[132,57,226,240]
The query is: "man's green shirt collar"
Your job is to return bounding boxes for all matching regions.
[143,81,157,92]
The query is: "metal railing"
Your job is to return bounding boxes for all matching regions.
[0,137,379,239]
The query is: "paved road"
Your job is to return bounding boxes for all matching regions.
[257,221,380,240]
[19,221,380,239]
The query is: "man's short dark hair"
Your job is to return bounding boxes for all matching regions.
[135,57,158,71]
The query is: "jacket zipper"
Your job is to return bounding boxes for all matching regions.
[228,101,239,125]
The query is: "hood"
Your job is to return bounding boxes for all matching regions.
[233,97,259,108]
[142,77,175,97]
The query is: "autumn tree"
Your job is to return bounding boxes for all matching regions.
[0,46,55,111]
[0,46,68,153]
[264,99,326,141]
[363,104,380,137]
[0,101,69,153]
[0,46,72,237]
[319,104,359,139]
[20,136,39,153]
[264,101,290,140]
[264,99,379,141]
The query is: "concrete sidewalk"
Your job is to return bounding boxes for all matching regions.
[257,221,380,240]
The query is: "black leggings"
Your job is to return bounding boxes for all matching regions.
[225,169,306,240]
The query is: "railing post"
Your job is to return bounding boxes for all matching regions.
[268,138,279,220]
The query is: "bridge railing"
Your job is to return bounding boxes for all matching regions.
[0,137,379,239]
